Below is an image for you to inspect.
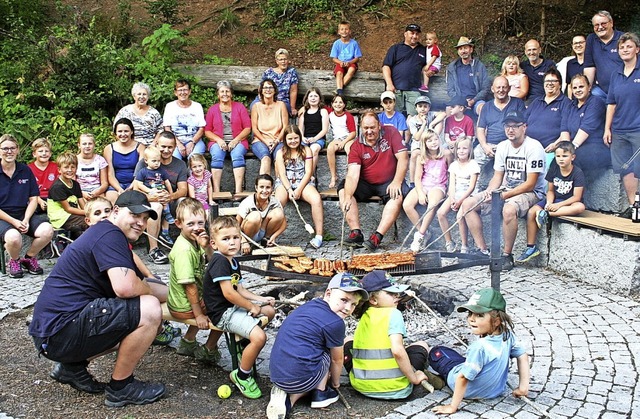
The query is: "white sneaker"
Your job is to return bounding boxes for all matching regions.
[445,241,458,252]
[460,246,469,254]
[309,236,323,249]
[410,232,424,252]
[267,385,289,419]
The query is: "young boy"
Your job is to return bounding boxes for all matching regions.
[419,31,442,93]
[443,96,475,150]
[344,270,445,399]
[203,216,275,399]
[167,198,220,362]
[406,95,444,187]
[134,146,175,244]
[267,272,368,419]
[517,141,585,263]
[27,138,58,213]
[379,91,408,142]
[329,20,363,95]
[47,152,87,239]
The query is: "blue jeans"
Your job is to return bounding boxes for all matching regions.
[210,143,247,169]
[172,140,206,160]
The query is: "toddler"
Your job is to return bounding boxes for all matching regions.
[419,31,442,93]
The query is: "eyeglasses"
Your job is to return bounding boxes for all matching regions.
[504,123,524,130]
[0,146,18,153]
[262,86,275,90]
[544,80,560,85]
[175,88,190,93]
[593,22,609,28]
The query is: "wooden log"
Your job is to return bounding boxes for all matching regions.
[174,64,449,109]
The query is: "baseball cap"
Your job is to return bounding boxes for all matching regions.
[455,36,474,48]
[362,270,410,293]
[114,190,158,220]
[380,91,396,101]
[328,272,369,300]
[406,23,422,33]
[446,95,467,107]
[456,288,506,313]
[502,110,526,124]
[414,95,431,106]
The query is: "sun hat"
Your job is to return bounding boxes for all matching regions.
[455,36,474,48]
[456,288,506,313]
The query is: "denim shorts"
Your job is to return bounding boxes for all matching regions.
[215,305,261,339]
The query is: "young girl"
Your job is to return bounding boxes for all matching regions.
[187,153,215,210]
[326,94,356,188]
[436,138,480,253]
[419,31,442,93]
[76,133,109,200]
[297,87,329,176]
[402,129,452,252]
[274,125,324,249]
[501,55,529,99]
[429,288,530,414]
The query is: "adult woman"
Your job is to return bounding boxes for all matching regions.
[251,79,289,175]
[0,134,54,278]
[104,118,145,203]
[237,174,286,255]
[163,79,206,160]
[114,82,164,146]
[604,32,640,218]
[559,74,611,170]
[261,48,299,116]
[204,80,251,194]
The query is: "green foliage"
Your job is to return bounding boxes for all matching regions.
[200,55,237,66]
[144,0,187,25]
[480,52,503,77]
[306,39,327,54]
[262,0,339,25]
[216,8,240,35]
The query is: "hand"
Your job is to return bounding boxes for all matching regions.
[186,141,195,155]
[13,218,28,234]
[432,404,458,415]
[387,181,402,200]
[290,108,298,117]
[261,296,276,307]
[217,140,228,151]
[387,83,396,93]
[451,199,460,211]
[195,314,210,330]
[177,143,187,157]
[196,229,210,247]
[418,193,427,206]
[546,203,559,212]
[603,129,612,146]
[343,200,351,213]
[228,140,238,150]
[482,144,495,158]
[241,241,251,255]
[38,198,47,211]
[544,141,559,153]
[248,303,261,317]
[266,236,277,247]
[293,189,302,200]
[411,370,428,385]
[467,98,475,108]
[512,386,529,398]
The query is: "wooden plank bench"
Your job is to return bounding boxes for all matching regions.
[558,210,640,239]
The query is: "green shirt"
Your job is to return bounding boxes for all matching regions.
[167,234,206,313]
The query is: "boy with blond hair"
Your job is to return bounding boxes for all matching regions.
[47,152,87,239]
[330,20,363,95]
[27,137,57,213]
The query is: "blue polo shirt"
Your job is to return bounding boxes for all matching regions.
[0,162,39,217]
[561,94,606,144]
[584,30,624,93]
[477,97,526,145]
[606,58,640,133]
[525,94,572,148]
[521,58,556,99]
[378,111,408,132]
[383,42,427,91]
[455,63,477,99]
[565,58,584,86]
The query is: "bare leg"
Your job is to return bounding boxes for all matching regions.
[402,189,421,226]
[437,197,453,242]
[377,197,403,235]
[147,202,163,252]
[502,203,519,255]
[239,326,266,372]
[339,189,360,230]
[525,205,542,245]
[460,195,487,250]
[327,142,338,188]
[336,71,344,90]
[233,167,246,194]
[211,168,223,193]
[418,189,445,234]
[343,67,356,86]
[302,186,323,235]
[3,229,22,260]
[622,173,638,205]
[259,156,272,176]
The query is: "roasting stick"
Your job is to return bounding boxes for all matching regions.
[335,386,352,410]
[398,197,446,251]
[339,207,347,261]
[240,231,294,257]
[291,198,314,234]
[141,230,173,250]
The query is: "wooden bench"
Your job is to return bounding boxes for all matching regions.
[558,210,640,239]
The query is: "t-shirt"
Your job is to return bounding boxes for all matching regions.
[136,166,170,191]
[525,94,573,148]
[237,194,283,220]
[0,162,39,217]
[76,155,108,193]
[545,162,585,202]
[477,98,526,145]
[330,38,363,62]
[261,67,299,105]
[163,100,206,145]
[135,157,188,193]
[29,220,141,338]
[606,59,640,133]
[27,161,58,200]
[187,170,212,208]
[378,111,408,133]
[383,42,427,91]
[494,136,546,198]
[407,112,440,142]
[348,126,407,185]
[584,30,624,93]
[114,105,163,146]
[329,111,356,140]
[47,178,83,229]
[449,159,481,200]
[426,44,442,71]
[270,298,345,385]
[202,253,242,325]
[167,234,206,313]
[520,58,556,99]
[444,115,475,141]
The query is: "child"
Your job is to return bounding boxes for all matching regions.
[187,153,215,210]
[436,138,480,253]
[329,20,362,95]
[134,146,175,244]
[203,216,276,398]
[27,138,57,213]
[403,129,452,252]
[379,91,408,142]
[76,133,108,200]
[430,288,530,414]
[47,152,88,239]
[297,87,329,176]
[501,55,529,100]
[444,96,475,150]
[344,270,444,399]
[274,125,324,249]
[406,96,444,187]
[326,94,356,188]
[167,198,220,362]
[267,272,368,418]
[419,31,442,93]
[517,141,585,263]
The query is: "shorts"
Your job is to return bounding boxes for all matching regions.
[215,305,261,339]
[333,62,358,75]
[428,345,465,381]
[425,65,440,74]
[302,138,326,150]
[251,140,278,161]
[337,178,410,203]
[343,341,429,373]
[611,131,640,176]
[272,351,330,394]
[475,190,540,218]
[61,214,89,239]
[0,212,49,240]
[535,198,562,209]
[33,297,141,363]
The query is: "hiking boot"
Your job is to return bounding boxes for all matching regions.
[50,362,106,394]
[535,209,549,229]
[163,321,181,338]
[21,255,43,274]
[152,328,175,346]
[8,258,24,278]
[344,229,364,246]
[445,241,458,253]
[363,232,382,252]
[230,369,262,399]
[105,378,166,407]
[159,231,174,246]
[619,206,633,219]
[501,253,515,271]
[267,385,291,419]
[309,236,323,249]
[516,246,541,264]
[194,345,221,364]
[176,338,198,356]
[148,247,168,265]
[310,386,339,408]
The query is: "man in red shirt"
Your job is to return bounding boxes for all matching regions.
[338,111,409,251]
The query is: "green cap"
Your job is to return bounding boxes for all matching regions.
[456,288,506,313]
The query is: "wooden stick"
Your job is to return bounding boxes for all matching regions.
[141,230,173,250]
[399,197,446,251]
[241,231,293,257]
[335,386,352,410]
[291,198,314,235]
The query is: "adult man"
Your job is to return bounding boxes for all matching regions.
[338,112,409,251]
[446,37,491,117]
[136,131,188,264]
[584,10,623,98]
[29,191,166,407]
[557,35,586,97]
[521,39,556,101]
[475,76,526,189]
[382,23,427,116]
[458,111,546,271]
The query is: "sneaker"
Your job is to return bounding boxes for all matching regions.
[310,386,339,408]
[410,232,424,252]
[267,385,291,419]
[344,229,364,246]
[50,362,106,394]
[164,212,175,225]
[501,253,515,271]
[163,321,181,338]
[176,338,198,356]
[20,255,43,275]
[152,328,175,346]
[363,232,382,252]
[159,231,174,246]
[460,246,469,254]
[194,345,221,364]
[470,248,490,257]
[148,247,168,265]
[445,241,458,253]
[516,246,541,263]
[8,258,24,278]
[105,378,166,407]
[535,209,549,229]
[619,206,633,219]
[230,369,262,399]
[418,84,430,93]
[309,236,323,249]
